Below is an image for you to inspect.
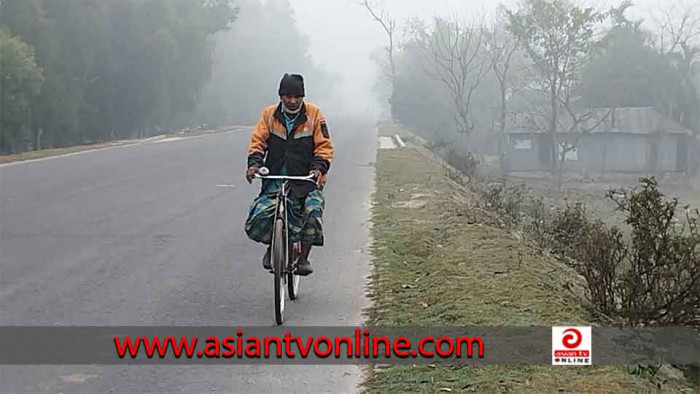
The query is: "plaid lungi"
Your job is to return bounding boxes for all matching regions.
[245,189,325,246]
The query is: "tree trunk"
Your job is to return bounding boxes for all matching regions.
[555,142,566,192]
[549,76,559,190]
[499,87,508,173]
[36,128,43,151]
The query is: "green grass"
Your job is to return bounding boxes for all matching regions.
[363,127,693,392]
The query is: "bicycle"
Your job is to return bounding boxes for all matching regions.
[254,167,317,325]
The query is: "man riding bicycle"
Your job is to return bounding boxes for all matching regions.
[245,73,334,276]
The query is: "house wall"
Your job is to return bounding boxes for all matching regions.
[597,134,648,172]
[690,135,700,175]
[659,135,680,172]
[505,134,544,171]
[505,133,684,173]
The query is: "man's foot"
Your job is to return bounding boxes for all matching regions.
[295,258,313,276]
[262,247,271,270]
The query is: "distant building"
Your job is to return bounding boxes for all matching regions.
[504,107,695,174]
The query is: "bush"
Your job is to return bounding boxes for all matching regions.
[608,178,700,326]
[445,146,480,178]
[577,223,627,317]
[475,181,526,222]
[523,196,549,243]
[426,138,450,151]
[537,203,627,316]
[546,202,594,259]
[435,144,698,325]
[422,137,480,179]
[529,177,699,326]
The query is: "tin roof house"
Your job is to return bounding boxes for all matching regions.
[504,107,695,174]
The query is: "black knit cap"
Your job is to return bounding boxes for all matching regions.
[278,73,305,97]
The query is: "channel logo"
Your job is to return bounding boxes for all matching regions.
[552,327,592,365]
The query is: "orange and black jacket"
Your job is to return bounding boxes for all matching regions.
[247,102,334,197]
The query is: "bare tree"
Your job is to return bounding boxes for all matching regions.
[518,89,611,183]
[507,0,605,189]
[651,1,700,56]
[360,0,396,81]
[412,17,492,136]
[650,2,700,130]
[486,8,522,168]
[556,102,611,175]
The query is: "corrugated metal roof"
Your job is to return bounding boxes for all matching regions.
[507,107,692,135]
[602,107,689,134]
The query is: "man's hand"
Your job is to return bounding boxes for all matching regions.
[246,166,260,184]
[309,170,322,185]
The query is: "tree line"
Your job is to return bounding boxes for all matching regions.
[194,0,335,127]
[368,0,699,171]
[0,0,326,154]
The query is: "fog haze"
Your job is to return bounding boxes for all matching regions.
[290,0,692,115]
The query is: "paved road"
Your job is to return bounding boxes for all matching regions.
[0,117,377,393]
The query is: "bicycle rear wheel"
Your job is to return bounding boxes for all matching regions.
[272,218,286,325]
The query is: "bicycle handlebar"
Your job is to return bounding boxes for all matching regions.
[254,169,317,183]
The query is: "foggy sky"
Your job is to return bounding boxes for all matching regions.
[288,0,692,116]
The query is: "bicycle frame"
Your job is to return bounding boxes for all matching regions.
[254,169,316,324]
[274,180,291,274]
[255,171,316,274]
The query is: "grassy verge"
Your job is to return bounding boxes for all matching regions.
[0,140,141,164]
[364,127,692,392]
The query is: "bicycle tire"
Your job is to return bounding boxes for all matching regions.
[272,218,286,325]
[288,243,301,300]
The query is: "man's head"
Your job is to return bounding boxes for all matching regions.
[279,73,305,113]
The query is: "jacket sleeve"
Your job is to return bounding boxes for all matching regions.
[247,109,270,168]
[311,109,334,175]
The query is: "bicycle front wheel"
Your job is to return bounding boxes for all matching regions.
[288,243,301,300]
[272,218,286,325]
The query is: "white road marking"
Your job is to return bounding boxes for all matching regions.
[216,184,237,188]
[154,137,187,143]
[153,133,220,144]
[59,374,99,384]
[378,136,397,150]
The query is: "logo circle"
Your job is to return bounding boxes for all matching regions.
[562,328,582,349]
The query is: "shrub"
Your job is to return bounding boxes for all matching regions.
[523,196,549,244]
[475,181,526,222]
[577,223,627,317]
[546,202,593,259]
[608,178,700,326]
[528,177,700,326]
[538,202,626,316]
[445,146,480,178]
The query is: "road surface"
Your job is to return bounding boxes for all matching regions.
[0,117,377,393]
